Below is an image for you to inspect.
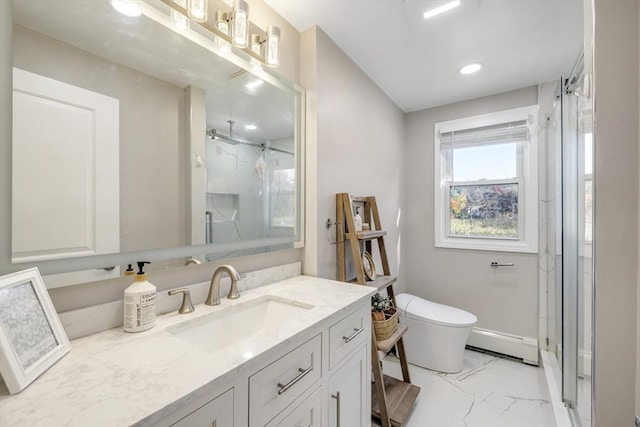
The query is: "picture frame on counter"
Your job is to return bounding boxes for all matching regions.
[0,267,70,394]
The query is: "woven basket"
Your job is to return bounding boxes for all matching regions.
[372,307,398,340]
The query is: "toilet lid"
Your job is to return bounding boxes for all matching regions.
[396,293,477,327]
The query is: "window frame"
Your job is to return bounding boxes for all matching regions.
[434,105,539,253]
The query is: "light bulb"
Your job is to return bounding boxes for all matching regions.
[187,0,208,22]
[215,11,231,53]
[264,26,280,67]
[250,34,262,72]
[231,0,249,48]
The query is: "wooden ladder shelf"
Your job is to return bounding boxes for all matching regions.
[336,193,420,427]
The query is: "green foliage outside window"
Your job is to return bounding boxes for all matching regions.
[449,183,518,238]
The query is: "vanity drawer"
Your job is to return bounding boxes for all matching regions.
[249,334,322,426]
[329,307,368,369]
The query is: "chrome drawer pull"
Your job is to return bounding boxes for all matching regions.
[331,391,341,427]
[277,366,313,395]
[342,327,364,343]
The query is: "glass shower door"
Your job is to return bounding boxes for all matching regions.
[560,60,593,427]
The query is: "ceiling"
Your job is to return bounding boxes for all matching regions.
[265,0,584,113]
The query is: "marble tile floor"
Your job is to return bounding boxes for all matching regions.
[372,349,556,427]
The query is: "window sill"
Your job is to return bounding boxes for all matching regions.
[435,237,538,254]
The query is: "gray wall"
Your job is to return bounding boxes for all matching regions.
[592,0,639,424]
[404,87,540,339]
[13,26,186,255]
[301,27,406,288]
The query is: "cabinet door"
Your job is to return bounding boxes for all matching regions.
[172,388,233,427]
[328,345,369,427]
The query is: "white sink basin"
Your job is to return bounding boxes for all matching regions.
[166,296,314,354]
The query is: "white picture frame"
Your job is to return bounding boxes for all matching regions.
[0,267,70,394]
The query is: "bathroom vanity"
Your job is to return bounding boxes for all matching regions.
[0,276,374,426]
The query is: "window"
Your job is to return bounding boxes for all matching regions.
[434,106,538,252]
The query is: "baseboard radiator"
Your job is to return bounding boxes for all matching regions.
[467,327,539,365]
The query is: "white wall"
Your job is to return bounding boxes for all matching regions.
[300,27,406,287]
[404,87,540,339]
[592,0,639,425]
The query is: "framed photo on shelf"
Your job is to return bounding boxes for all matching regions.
[0,267,70,394]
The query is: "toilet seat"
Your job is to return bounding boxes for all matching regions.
[396,293,477,328]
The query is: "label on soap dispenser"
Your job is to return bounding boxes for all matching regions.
[124,291,156,332]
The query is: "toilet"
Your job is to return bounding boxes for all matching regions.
[395,293,477,374]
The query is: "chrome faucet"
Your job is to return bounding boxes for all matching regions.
[205,265,241,306]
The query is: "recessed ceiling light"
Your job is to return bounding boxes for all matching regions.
[110,0,141,17]
[245,79,264,90]
[244,124,257,131]
[423,0,460,19]
[459,62,483,75]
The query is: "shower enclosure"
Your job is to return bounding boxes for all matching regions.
[543,55,593,427]
[204,127,297,261]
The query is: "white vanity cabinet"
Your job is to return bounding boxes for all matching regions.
[0,276,375,427]
[171,388,234,427]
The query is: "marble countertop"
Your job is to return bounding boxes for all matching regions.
[0,275,375,427]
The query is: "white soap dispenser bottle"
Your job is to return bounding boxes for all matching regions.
[123,261,157,333]
[354,207,363,232]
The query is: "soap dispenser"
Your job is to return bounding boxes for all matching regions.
[123,261,157,333]
[123,264,135,276]
[354,207,363,232]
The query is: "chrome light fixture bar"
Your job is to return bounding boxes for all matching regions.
[160,0,281,68]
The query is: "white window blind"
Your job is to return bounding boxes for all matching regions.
[439,120,529,149]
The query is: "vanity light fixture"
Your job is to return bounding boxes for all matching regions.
[459,62,483,74]
[187,0,208,22]
[159,0,281,68]
[249,26,280,69]
[423,0,460,19]
[264,26,280,67]
[111,0,142,17]
[215,11,231,53]
[231,0,250,48]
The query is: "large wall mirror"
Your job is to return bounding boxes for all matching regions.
[1,0,304,288]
